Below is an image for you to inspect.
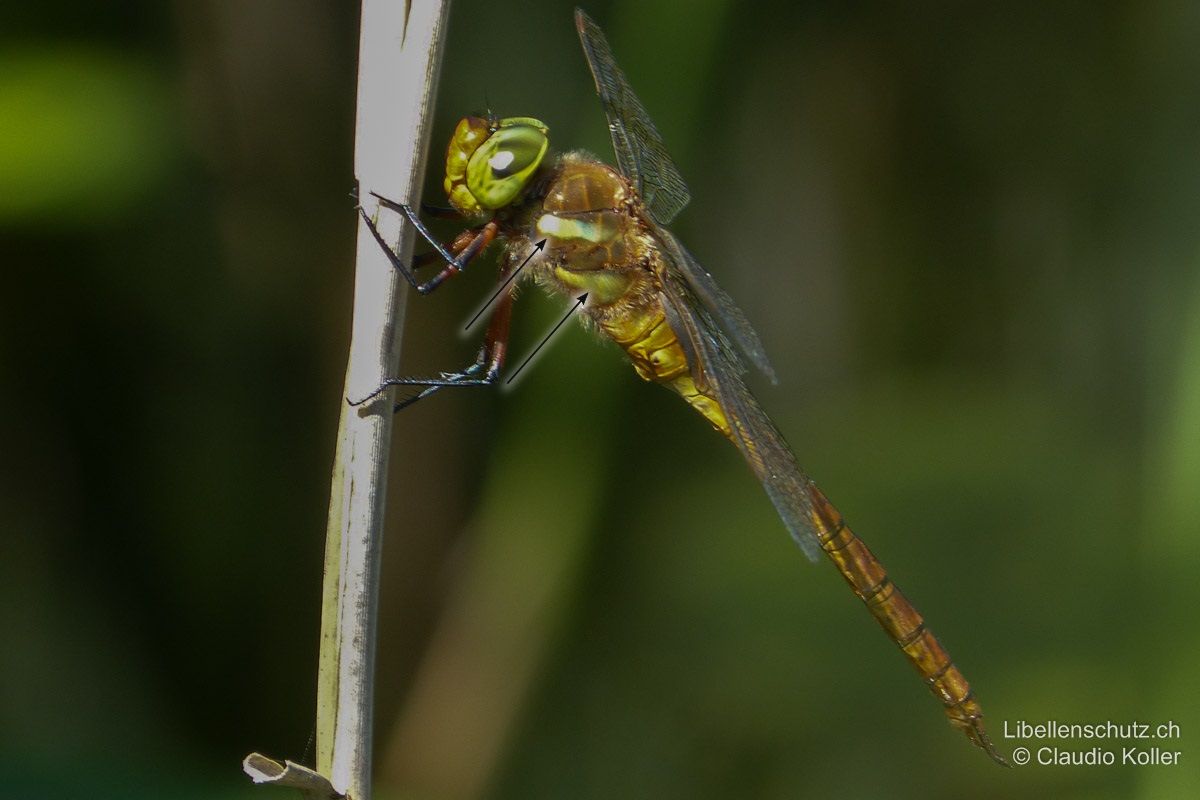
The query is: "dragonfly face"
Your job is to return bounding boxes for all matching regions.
[443,115,549,219]
[360,8,1008,767]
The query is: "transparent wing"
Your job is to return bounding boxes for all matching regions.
[575,8,691,225]
[654,239,822,562]
[654,225,777,382]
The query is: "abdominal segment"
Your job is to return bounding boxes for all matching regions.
[805,484,1006,763]
[599,302,731,437]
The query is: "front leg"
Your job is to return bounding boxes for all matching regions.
[360,209,497,296]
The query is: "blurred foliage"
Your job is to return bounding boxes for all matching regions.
[2,1,1199,799]
[0,46,173,222]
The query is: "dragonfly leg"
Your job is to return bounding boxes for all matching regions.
[419,203,462,220]
[348,261,517,412]
[408,227,480,270]
[409,249,444,270]
[359,194,497,294]
[373,191,496,271]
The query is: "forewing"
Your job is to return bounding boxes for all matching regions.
[654,224,777,383]
[656,260,822,562]
[575,9,692,225]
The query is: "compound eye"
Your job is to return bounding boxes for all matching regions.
[486,126,543,177]
[466,121,549,209]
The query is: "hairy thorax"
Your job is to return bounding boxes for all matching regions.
[524,152,658,317]
[500,153,727,434]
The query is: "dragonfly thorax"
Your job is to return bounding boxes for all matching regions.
[532,153,650,305]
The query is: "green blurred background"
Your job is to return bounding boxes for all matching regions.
[3,1,1199,798]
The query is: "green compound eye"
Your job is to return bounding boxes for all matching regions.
[466,119,549,210]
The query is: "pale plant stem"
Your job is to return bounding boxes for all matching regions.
[243,2,451,799]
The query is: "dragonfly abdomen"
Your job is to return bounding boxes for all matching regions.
[598,303,731,437]
[805,485,1008,765]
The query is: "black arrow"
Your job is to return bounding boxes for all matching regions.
[505,293,589,385]
[463,239,547,331]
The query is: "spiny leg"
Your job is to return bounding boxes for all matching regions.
[409,227,481,270]
[391,290,514,412]
[370,191,497,283]
[349,259,518,412]
[420,203,463,220]
[352,188,460,220]
[359,204,497,294]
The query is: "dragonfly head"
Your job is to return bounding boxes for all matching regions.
[445,115,549,218]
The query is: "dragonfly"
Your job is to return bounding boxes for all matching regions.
[358,8,1007,766]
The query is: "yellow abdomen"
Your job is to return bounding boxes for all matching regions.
[599,304,730,437]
